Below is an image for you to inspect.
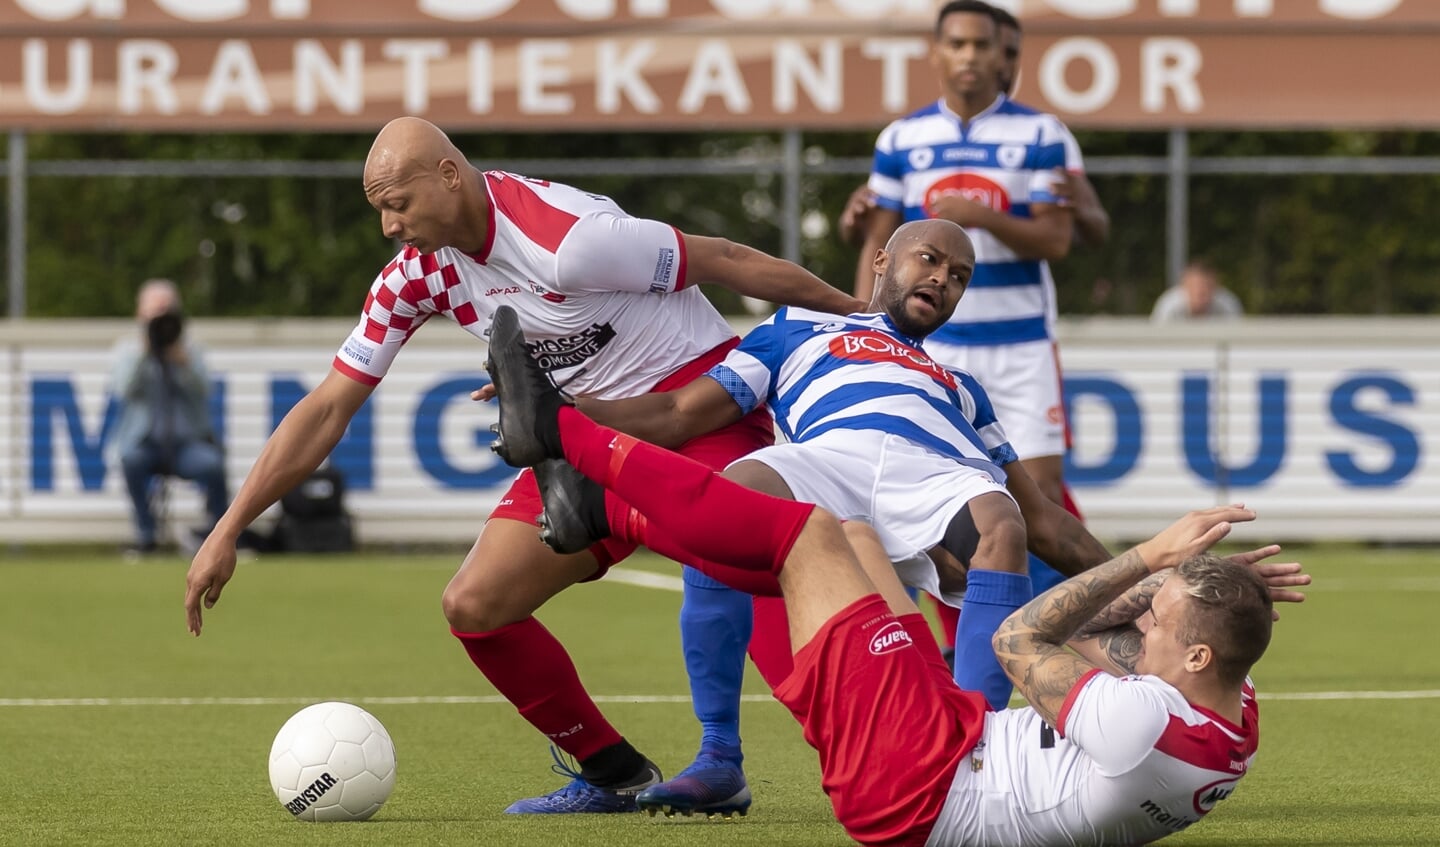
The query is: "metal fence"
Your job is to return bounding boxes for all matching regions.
[7,127,1440,318]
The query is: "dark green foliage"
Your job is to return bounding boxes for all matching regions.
[9,129,1440,317]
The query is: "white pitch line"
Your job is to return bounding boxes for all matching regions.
[1257,689,1440,701]
[606,568,1440,594]
[1299,577,1440,592]
[2,691,1438,708]
[0,695,776,707]
[605,567,685,592]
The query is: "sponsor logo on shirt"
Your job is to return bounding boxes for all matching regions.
[341,338,376,367]
[1141,799,1198,831]
[1191,776,1241,815]
[526,323,618,371]
[486,286,522,297]
[942,147,989,163]
[652,247,677,287]
[528,281,566,304]
[908,147,934,170]
[924,173,1010,217]
[867,620,912,655]
[829,330,958,391]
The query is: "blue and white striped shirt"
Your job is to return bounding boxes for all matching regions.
[868,95,1083,347]
[707,307,1018,476]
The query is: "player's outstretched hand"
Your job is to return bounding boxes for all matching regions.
[184,535,239,636]
[1136,504,1257,573]
[1223,544,1311,616]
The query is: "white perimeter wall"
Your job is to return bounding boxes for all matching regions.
[5,316,1437,546]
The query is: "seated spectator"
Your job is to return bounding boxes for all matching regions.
[111,279,228,557]
[1152,260,1244,322]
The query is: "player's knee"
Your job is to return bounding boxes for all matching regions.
[786,507,848,568]
[441,581,510,633]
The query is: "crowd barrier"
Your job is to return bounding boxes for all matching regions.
[5,316,1435,546]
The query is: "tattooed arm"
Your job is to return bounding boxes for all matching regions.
[1063,570,1169,676]
[991,506,1255,725]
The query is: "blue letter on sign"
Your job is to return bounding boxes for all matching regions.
[413,376,515,489]
[1182,373,1286,488]
[1326,374,1419,487]
[1063,376,1142,485]
[31,379,116,491]
[270,379,374,489]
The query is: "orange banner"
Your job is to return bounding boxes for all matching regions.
[0,1,1433,129]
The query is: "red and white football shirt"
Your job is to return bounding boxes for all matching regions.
[925,672,1259,846]
[334,170,734,400]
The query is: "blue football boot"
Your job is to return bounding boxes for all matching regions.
[635,747,752,819]
[505,747,662,814]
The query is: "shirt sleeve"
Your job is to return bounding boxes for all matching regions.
[332,249,433,386]
[704,311,787,415]
[1058,672,1172,776]
[954,370,1020,466]
[1027,117,1085,205]
[552,210,688,296]
[868,122,906,212]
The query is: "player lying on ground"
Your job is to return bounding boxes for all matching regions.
[482,321,1310,846]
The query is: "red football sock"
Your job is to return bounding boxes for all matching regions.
[1062,484,1085,521]
[748,595,796,691]
[607,500,782,596]
[557,406,812,577]
[452,618,622,762]
[933,597,960,649]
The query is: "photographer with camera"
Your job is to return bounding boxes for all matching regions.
[111,279,230,558]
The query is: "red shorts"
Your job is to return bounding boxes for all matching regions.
[488,338,775,576]
[773,594,989,847]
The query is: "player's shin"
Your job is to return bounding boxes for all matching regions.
[953,570,1034,710]
[680,567,750,755]
[451,618,627,762]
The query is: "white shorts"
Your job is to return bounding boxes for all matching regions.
[735,430,1013,607]
[925,338,1067,461]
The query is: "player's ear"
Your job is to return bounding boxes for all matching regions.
[1184,643,1213,674]
[871,249,890,278]
[438,157,462,190]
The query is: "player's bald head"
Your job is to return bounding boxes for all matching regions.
[362,117,487,254]
[870,218,975,339]
[885,219,974,262]
[364,117,465,193]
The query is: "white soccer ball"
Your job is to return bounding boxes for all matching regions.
[267,701,397,822]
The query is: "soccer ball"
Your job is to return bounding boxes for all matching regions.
[267,701,397,821]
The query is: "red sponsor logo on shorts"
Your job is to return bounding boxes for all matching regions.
[867,621,912,655]
[830,331,957,391]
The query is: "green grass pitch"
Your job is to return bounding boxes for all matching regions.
[1,544,1437,846]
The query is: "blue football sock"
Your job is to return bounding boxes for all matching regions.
[953,570,1033,710]
[1029,553,1067,595]
[680,566,751,757]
